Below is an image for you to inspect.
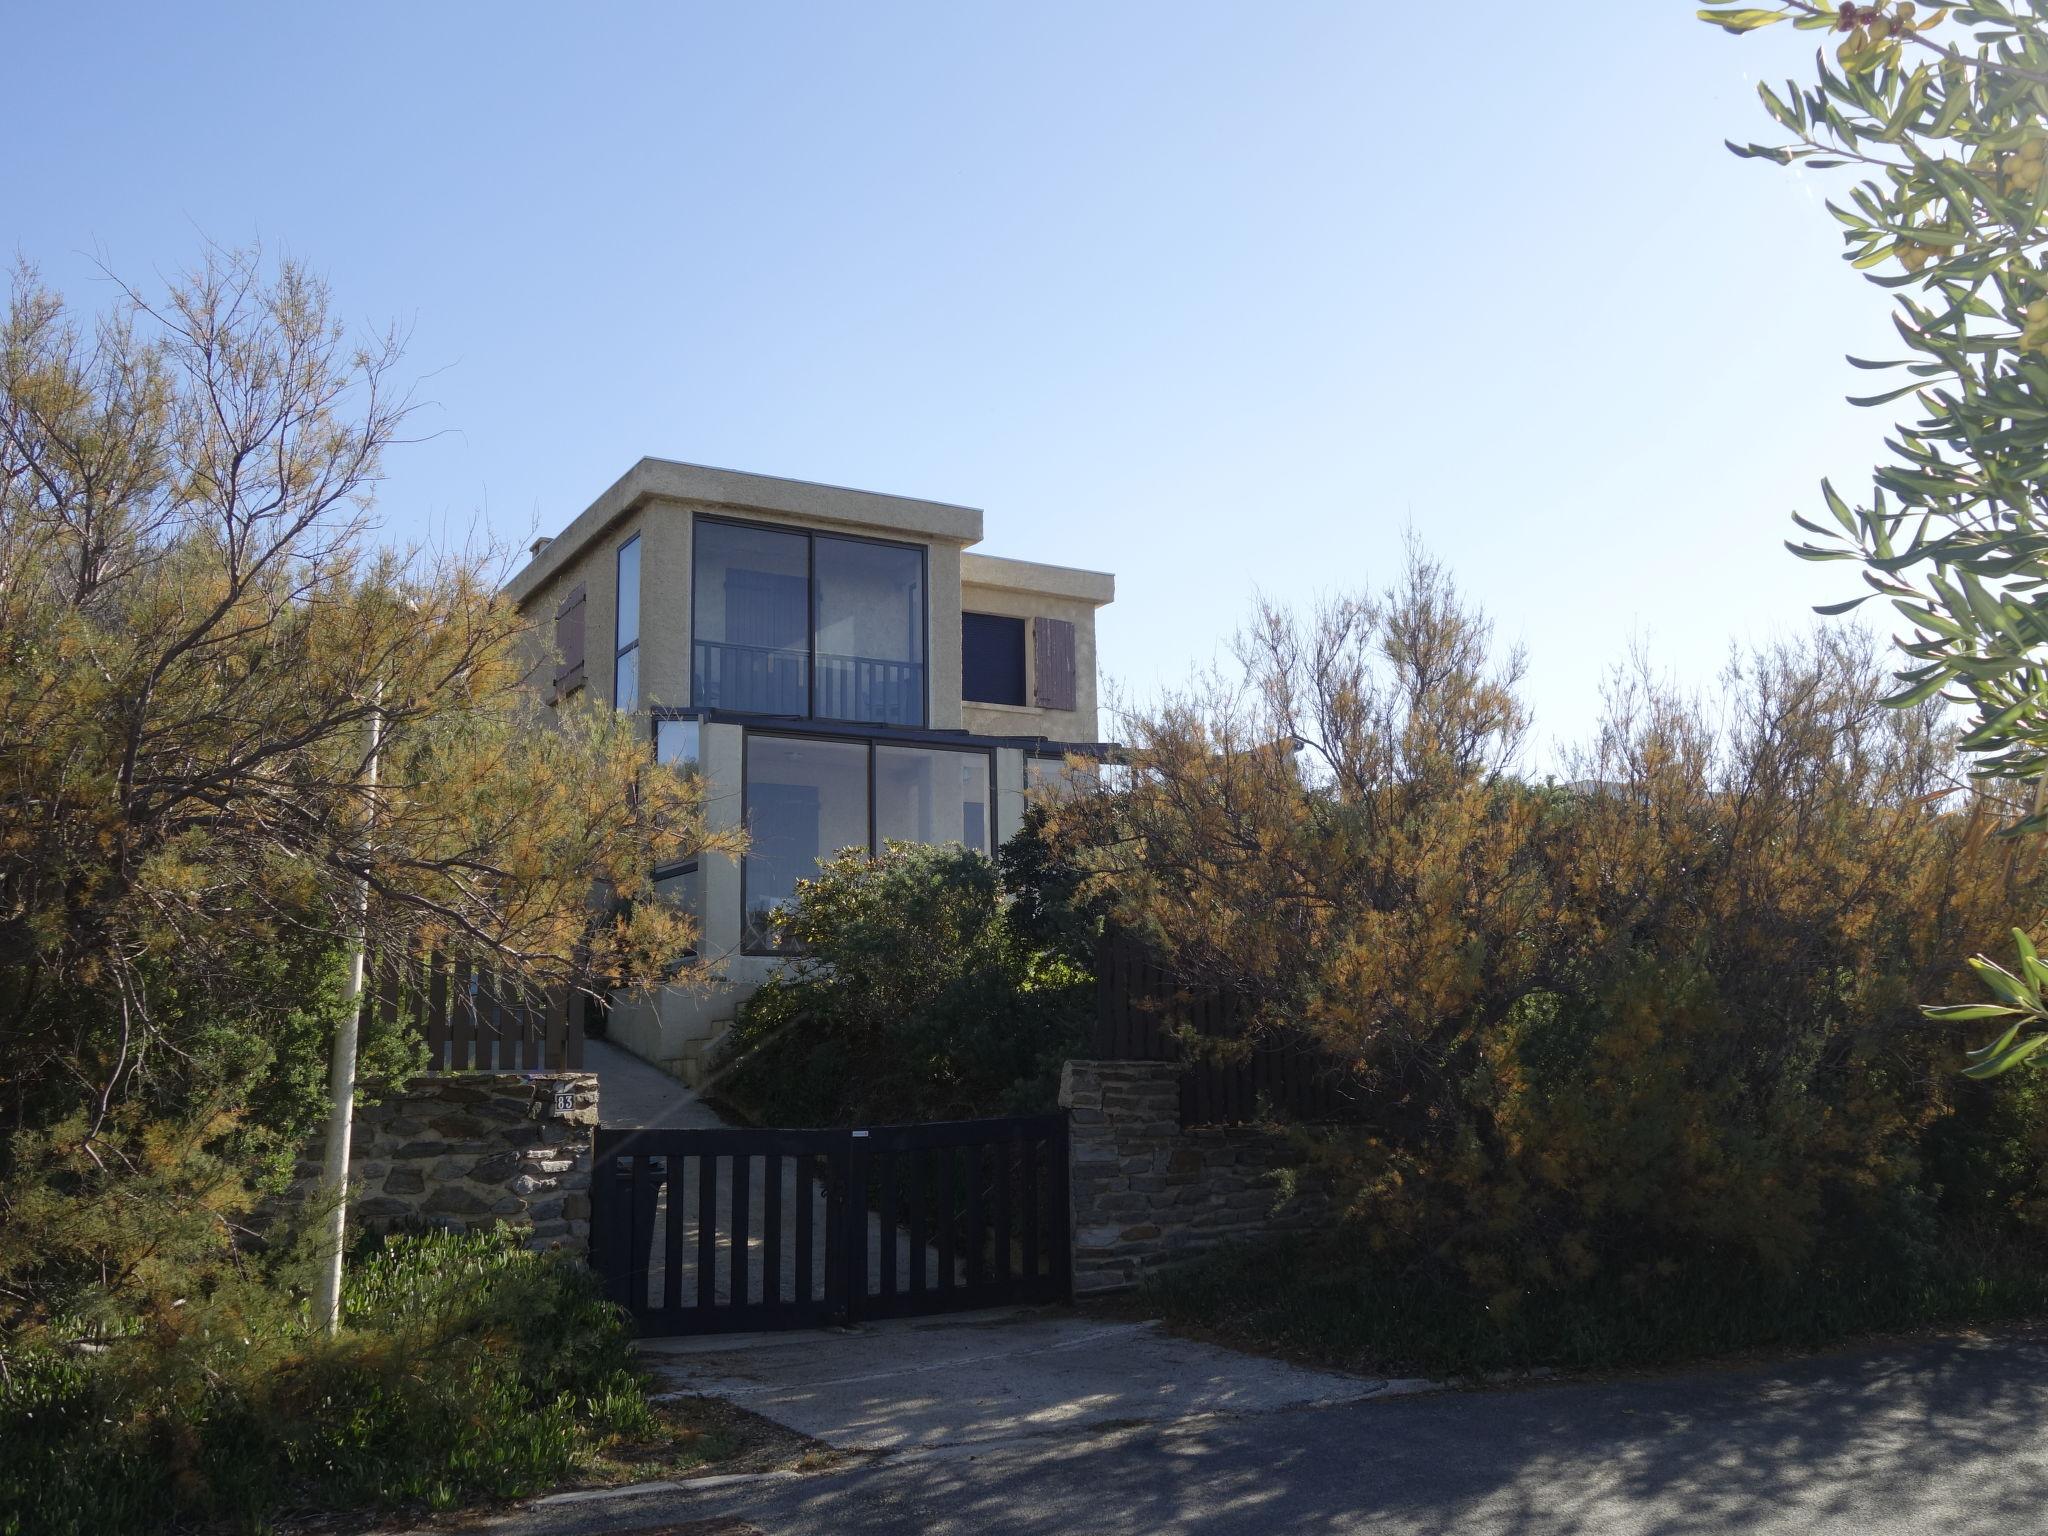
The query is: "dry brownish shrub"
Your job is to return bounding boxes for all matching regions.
[1054,550,2048,1304]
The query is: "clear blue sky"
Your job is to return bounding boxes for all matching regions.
[3,3,1900,764]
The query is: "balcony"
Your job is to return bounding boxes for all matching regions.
[694,639,924,726]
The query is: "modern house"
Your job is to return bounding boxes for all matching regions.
[503,459,1115,1082]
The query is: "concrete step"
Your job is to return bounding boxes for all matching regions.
[675,1025,733,1088]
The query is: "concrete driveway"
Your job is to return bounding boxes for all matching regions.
[453,1321,2048,1536]
[636,1307,1427,1451]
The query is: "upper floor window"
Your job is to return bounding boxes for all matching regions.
[691,517,926,726]
[614,535,641,711]
[962,612,1028,706]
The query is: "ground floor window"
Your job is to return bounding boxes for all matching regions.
[651,861,703,957]
[742,730,993,952]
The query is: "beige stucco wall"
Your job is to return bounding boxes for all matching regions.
[516,509,650,716]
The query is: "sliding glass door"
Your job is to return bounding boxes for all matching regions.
[692,516,926,726]
[742,733,992,952]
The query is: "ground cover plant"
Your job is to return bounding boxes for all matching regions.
[0,1227,701,1536]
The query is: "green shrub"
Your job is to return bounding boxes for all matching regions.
[717,816,1096,1126]
[0,1227,649,1536]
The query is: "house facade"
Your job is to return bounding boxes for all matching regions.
[503,459,1115,1082]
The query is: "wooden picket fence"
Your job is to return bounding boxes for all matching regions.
[368,950,585,1073]
[1090,930,1361,1126]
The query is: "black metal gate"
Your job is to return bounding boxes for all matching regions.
[590,1114,1071,1336]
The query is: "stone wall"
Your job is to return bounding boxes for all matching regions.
[341,1072,599,1250]
[1060,1059,1326,1295]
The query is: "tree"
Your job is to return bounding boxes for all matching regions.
[1700,2,2048,1070]
[1048,555,2048,1301]
[0,246,737,1332]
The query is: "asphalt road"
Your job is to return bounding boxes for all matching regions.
[452,1328,2048,1536]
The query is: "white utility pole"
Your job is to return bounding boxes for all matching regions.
[314,688,382,1335]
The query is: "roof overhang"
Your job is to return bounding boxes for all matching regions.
[503,459,986,607]
[960,552,1115,606]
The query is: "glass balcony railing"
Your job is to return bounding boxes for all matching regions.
[692,640,925,726]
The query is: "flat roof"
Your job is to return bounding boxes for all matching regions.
[503,458,987,605]
[961,551,1115,606]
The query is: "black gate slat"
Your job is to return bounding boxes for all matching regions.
[1021,1136,1040,1280]
[627,1149,649,1316]
[696,1150,717,1312]
[845,1133,871,1323]
[823,1148,840,1317]
[594,1129,629,1308]
[906,1148,926,1295]
[731,1151,752,1310]
[878,1149,897,1302]
[936,1147,955,1292]
[965,1145,985,1294]
[663,1156,685,1313]
[1050,1116,1072,1301]
[994,1130,1013,1285]
[796,1152,816,1310]
[764,1152,783,1311]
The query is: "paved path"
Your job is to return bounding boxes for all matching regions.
[443,1325,2048,1536]
[637,1307,1423,1450]
[586,1038,943,1308]
[585,1039,725,1129]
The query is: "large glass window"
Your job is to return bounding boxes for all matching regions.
[814,536,925,726]
[614,535,641,712]
[741,731,995,952]
[651,716,705,956]
[1026,752,1091,800]
[875,745,990,853]
[693,520,810,717]
[691,517,926,726]
[742,736,870,951]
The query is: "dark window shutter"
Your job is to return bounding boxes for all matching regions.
[553,584,587,696]
[1033,617,1077,712]
[962,612,1028,705]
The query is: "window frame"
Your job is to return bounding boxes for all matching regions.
[649,858,703,959]
[690,512,930,727]
[614,534,641,712]
[738,725,997,955]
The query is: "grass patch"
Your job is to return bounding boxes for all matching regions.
[567,1394,840,1490]
[1134,1226,2048,1380]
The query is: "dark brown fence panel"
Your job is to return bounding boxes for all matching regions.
[364,948,585,1073]
[1092,930,1363,1127]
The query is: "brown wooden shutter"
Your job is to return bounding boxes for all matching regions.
[553,583,587,696]
[1033,616,1077,712]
